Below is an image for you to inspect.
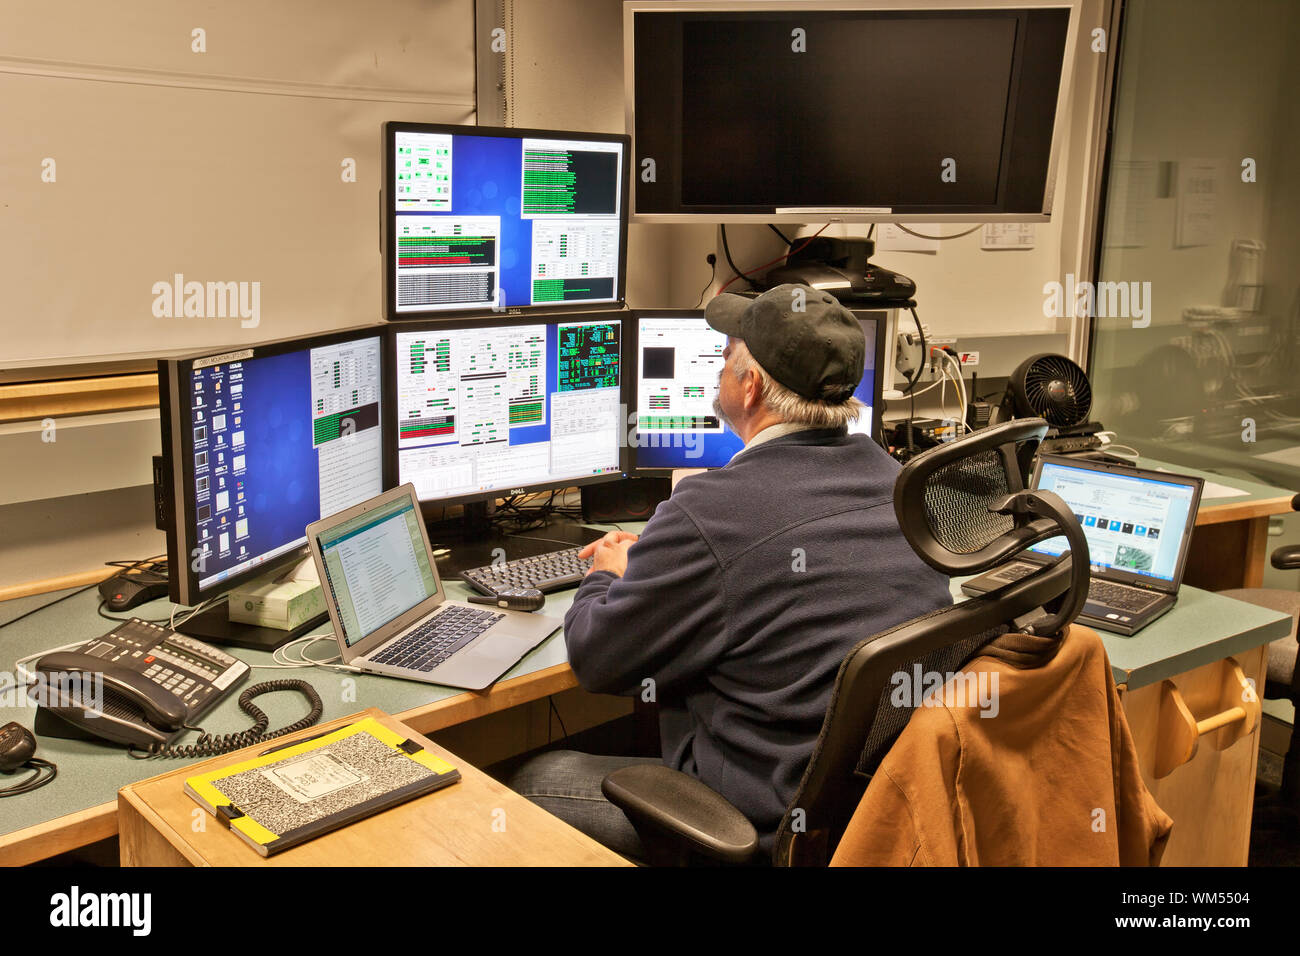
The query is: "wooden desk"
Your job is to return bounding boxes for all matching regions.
[118,708,629,867]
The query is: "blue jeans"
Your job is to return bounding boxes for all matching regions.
[504,751,662,861]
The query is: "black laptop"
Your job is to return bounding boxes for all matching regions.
[962,456,1204,635]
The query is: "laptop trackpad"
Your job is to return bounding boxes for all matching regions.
[462,634,537,668]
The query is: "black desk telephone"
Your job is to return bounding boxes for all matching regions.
[34,618,250,750]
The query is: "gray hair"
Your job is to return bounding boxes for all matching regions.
[730,340,863,429]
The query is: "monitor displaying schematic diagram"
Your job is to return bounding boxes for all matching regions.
[388,315,627,505]
[632,309,884,471]
[382,122,630,320]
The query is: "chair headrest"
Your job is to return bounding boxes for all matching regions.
[893,418,1075,577]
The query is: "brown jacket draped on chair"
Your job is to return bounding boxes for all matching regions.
[830,624,1172,866]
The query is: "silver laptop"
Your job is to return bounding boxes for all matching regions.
[307,484,559,690]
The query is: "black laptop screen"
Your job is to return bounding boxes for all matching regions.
[1030,461,1198,584]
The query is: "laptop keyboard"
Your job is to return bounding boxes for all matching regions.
[371,605,505,672]
[988,563,1162,613]
[1087,580,1161,613]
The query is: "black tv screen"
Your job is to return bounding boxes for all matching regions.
[629,4,1074,220]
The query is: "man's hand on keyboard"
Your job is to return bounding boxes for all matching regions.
[580,530,639,578]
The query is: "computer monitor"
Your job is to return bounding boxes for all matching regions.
[158,326,388,630]
[387,314,628,507]
[631,309,885,472]
[382,122,631,319]
[627,1,1078,221]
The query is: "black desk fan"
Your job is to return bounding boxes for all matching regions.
[998,353,1105,457]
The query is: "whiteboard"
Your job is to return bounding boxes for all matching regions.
[0,0,476,366]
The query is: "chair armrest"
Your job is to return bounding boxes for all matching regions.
[602,765,759,865]
[1272,544,1300,570]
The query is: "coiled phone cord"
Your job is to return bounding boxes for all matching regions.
[131,680,324,759]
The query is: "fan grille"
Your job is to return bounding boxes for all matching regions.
[1020,355,1091,427]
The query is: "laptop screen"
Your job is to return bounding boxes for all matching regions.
[315,495,438,648]
[1029,460,1198,586]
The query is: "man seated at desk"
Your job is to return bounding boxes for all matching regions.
[507,285,953,859]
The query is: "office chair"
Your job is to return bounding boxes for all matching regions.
[601,418,1091,866]
[1217,494,1300,801]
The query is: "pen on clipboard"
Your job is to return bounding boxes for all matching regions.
[260,727,336,756]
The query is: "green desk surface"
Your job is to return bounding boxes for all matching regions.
[950,578,1290,689]
[0,576,588,844]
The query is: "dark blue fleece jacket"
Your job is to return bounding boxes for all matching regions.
[563,428,953,851]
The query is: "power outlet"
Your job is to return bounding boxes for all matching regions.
[921,338,957,380]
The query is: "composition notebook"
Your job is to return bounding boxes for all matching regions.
[185,717,460,857]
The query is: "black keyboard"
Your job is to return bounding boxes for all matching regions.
[371,605,504,672]
[989,562,1161,613]
[461,547,593,597]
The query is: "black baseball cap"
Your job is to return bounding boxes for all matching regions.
[705,284,865,402]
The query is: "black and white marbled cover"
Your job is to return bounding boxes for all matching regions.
[210,729,444,839]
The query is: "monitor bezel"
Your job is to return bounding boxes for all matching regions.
[159,323,390,607]
[382,121,632,321]
[383,311,632,508]
[628,307,888,475]
[622,0,1082,223]
[1029,454,1205,593]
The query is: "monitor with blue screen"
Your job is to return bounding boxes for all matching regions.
[631,309,885,472]
[389,315,627,505]
[159,326,387,611]
[383,122,630,319]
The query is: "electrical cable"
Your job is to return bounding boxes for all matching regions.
[693,256,717,308]
[768,224,793,246]
[0,758,57,797]
[97,601,170,626]
[718,225,753,291]
[717,223,831,295]
[899,307,927,395]
[548,696,569,739]
[939,351,970,432]
[0,584,98,631]
[259,633,357,672]
[895,223,984,241]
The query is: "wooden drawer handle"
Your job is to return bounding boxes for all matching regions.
[1155,657,1261,779]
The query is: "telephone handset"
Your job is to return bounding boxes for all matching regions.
[35,652,187,731]
[34,619,249,750]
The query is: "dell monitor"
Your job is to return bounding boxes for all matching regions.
[631,309,884,471]
[382,122,631,319]
[158,326,387,646]
[388,313,628,513]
